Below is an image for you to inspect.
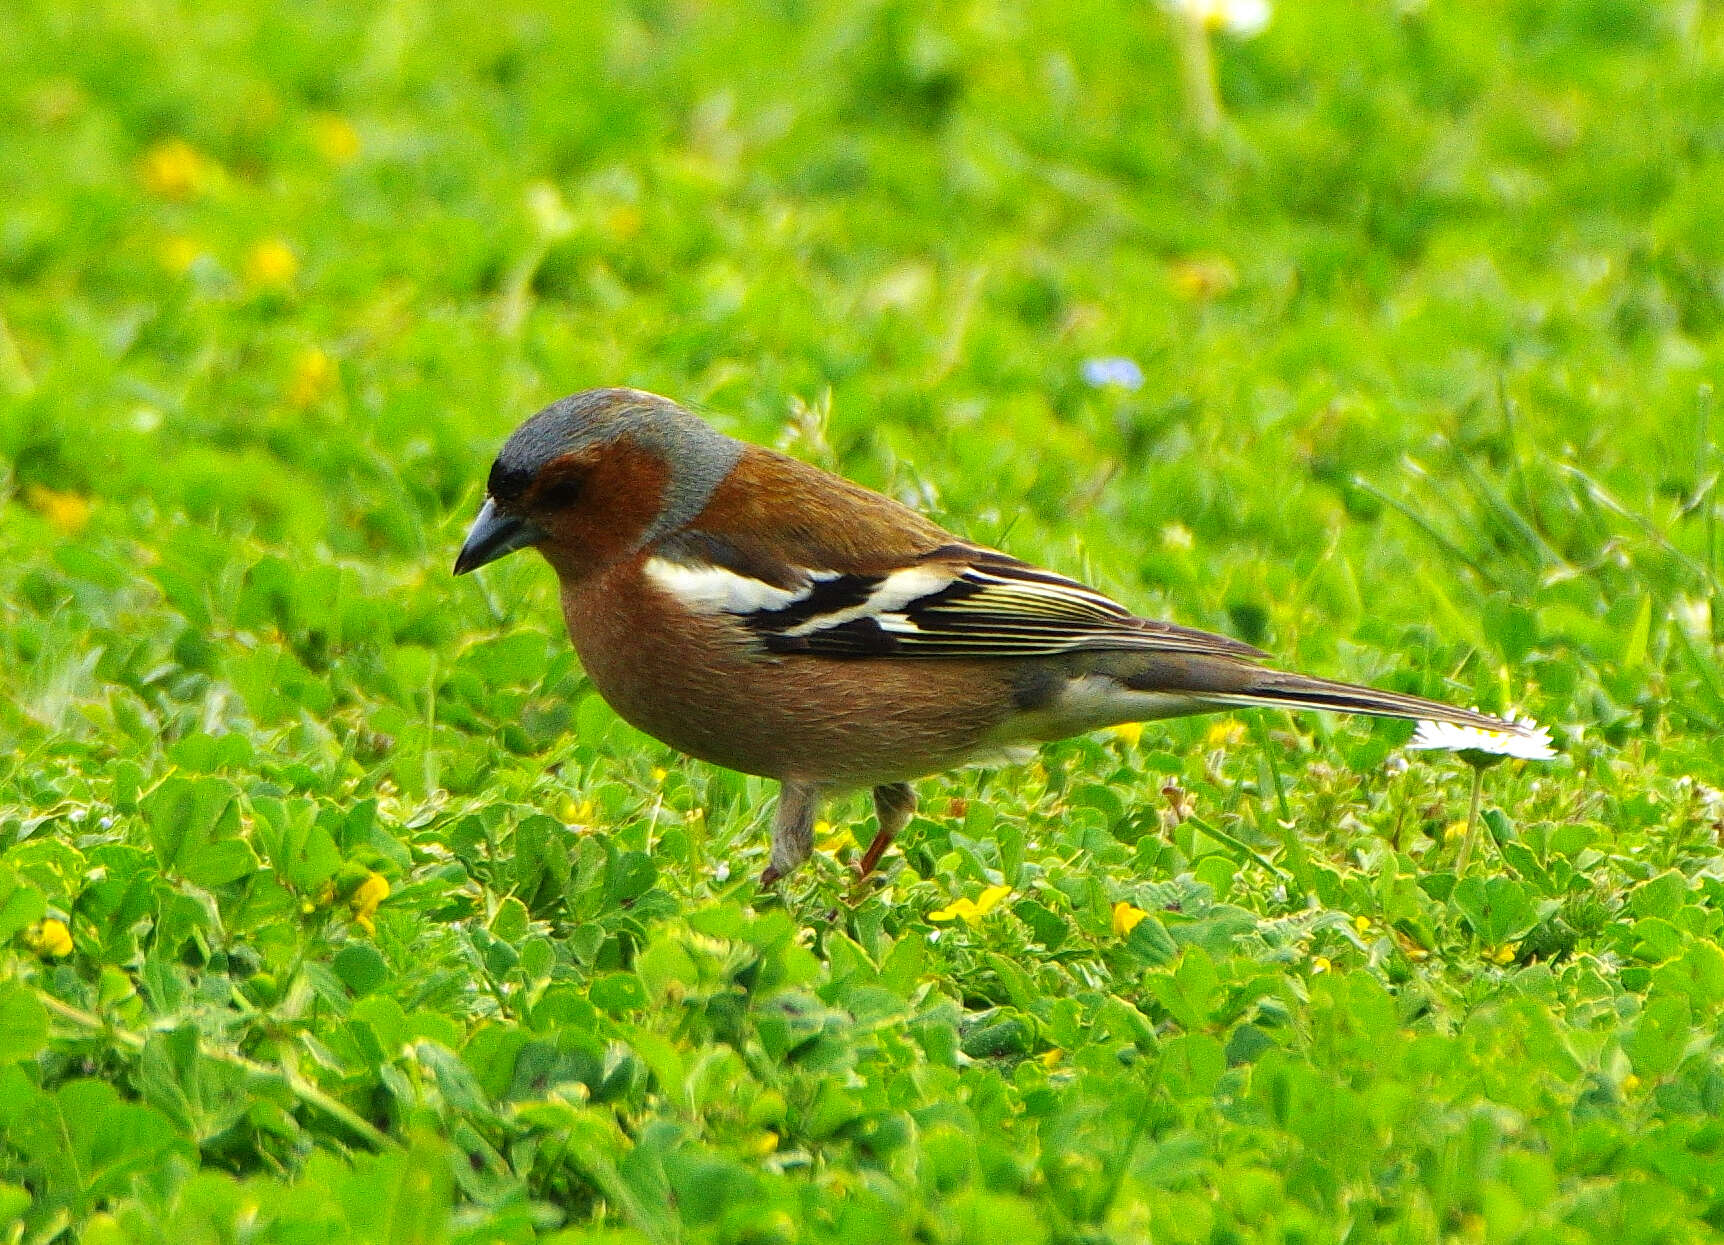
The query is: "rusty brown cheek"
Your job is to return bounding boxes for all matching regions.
[535,444,671,583]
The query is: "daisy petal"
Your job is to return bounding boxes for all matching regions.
[1407,716,1556,761]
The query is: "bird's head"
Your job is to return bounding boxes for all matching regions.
[454,387,742,582]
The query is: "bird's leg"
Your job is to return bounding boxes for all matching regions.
[856,783,916,880]
[760,779,822,885]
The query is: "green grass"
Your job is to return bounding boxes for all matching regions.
[3,0,1724,1240]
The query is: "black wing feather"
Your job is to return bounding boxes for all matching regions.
[741,546,1266,662]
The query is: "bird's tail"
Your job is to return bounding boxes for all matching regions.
[1200,667,1528,735]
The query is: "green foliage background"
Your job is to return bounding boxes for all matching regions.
[3,0,1724,1240]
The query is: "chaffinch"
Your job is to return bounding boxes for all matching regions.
[456,387,1538,885]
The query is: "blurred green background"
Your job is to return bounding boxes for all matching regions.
[3,0,1724,1241]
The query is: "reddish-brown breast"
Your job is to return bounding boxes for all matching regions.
[560,556,1023,789]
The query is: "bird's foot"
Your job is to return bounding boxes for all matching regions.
[856,827,895,878]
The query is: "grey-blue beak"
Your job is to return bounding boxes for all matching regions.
[454,498,544,575]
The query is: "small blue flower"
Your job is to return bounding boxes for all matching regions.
[1081,356,1145,391]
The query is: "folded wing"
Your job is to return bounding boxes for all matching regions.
[645,542,1266,663]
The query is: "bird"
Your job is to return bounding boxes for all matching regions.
[455,387,1540,886]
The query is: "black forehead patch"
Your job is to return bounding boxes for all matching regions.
[487,389,641,499]
[487,458,535,501]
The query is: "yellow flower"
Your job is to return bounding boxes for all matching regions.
[1204,719,1245,750]
[1112,901,1149,936]
[746,1131,779,1157]
[350,872,389,934]
[558,795,596,823]
[1622,1074,1641,1093]
[288,347,334,407]
[1311,955,1332,975]
[24,484,92,536]
[140,138,207,199]
[1351,914,1371,936]
[816,820,854,854]
[1040,1047,1063,1068]
[1169,255,1239,300]
[1485,943,1517,966]
[1109,722,1144,748]
[159,235,202,274]
[1442,820,1469,843]
[310,114,360,164]
[651,766,668,783]
[25,919,73,958]
[245,238,299,288]
[928,885,1012,925]
[602,204,643,241]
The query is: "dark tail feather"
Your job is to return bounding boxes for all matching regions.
[1204,668,1529,735]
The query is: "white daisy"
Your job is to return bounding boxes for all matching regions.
[1407,717,1556,762]
[1169,0,1272,38]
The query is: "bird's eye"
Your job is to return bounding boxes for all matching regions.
[536,474,584,509]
